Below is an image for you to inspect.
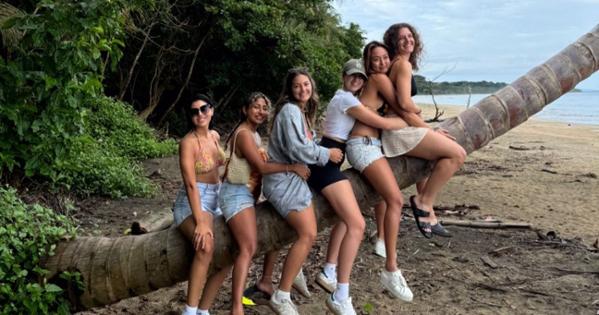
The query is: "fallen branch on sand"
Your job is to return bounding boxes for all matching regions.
[440,219,532,229]
[551,267,599,275]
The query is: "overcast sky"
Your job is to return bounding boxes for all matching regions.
[332,0,599,90]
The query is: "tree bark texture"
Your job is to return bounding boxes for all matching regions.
[43,24,599,310]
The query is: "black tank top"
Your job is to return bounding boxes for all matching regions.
[411,75,418,96]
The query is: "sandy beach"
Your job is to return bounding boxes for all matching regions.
[417,103,599,243]
[75,103,599,315]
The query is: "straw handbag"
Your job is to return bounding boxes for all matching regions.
[223,128,252,185]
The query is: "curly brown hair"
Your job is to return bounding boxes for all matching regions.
[383,23,423,70]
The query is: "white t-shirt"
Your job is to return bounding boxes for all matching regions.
[323,89,361,140]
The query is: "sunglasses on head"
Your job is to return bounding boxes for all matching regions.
[190,104,212,116]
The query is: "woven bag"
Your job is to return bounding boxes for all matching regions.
[223,128,252,185]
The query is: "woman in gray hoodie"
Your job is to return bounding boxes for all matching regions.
[262,68,343,315]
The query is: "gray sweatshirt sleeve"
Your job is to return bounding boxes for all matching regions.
[278,104,330,166]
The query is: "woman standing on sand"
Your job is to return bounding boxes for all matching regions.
[173,93,231,315]
[307,58,408,315]
[382,23,466,238]
[342,42,414,302]
[308,59,406,315]
[262,68,344,315]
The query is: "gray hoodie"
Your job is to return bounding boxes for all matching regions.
[262,103,330,215]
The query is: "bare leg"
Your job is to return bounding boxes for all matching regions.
[325,222,346,266]
[198,266,231,310]
[321,180,365,284]
[406,130,466,223]
[178,212,215,307]
[373,201,386,241]
[278,205,317,291]
[415,178,427,195]
[362,158,404,272]
[257,250,278,296]
[227,207,258,314]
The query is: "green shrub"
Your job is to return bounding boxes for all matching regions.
[56,134,157,198]
[0,0,175,197]
[87,96,177,161]
[0,186,78,314]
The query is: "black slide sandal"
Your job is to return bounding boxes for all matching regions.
[409,195,433,239]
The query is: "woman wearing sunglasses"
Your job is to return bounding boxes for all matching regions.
[173,93,230,315]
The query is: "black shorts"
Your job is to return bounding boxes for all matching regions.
[307,137,347,192]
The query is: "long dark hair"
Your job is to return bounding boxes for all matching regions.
[383,23,423,70]
[186,93,215,130]
[362,41,390,75]
[224,91,271,148]
[272,68,319,130]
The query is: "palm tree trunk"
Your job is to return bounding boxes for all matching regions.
[43,24,599,310]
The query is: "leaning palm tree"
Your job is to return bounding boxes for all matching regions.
[43,24,599,310]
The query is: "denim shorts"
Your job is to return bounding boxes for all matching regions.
[346,137,384,173]
[219,182,256,222]
[172,182,221,226]
[263,172,312,218]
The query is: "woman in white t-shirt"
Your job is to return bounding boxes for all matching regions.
[307,59,407,314]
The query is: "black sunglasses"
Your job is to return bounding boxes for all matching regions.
[190,104,212,116]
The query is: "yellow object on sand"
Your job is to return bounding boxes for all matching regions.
[242,296,256,306]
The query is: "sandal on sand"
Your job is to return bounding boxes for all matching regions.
[243,284,271,305]
[409,195,433,239]
[431,222,452,237]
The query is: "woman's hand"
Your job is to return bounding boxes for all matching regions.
[329,148,344,163]
[435,128,456,141]
[192,222,213,252]
[291,164,310,180]
[257,148,269,162]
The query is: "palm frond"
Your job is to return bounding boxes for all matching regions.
[0,2,25,48]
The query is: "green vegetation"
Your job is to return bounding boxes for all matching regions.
[0,0,361,196]
[106,0,364,132]
[414,75,508,94]
[0,186,78,314]
[0,0,175,198]
[0,1,361,309]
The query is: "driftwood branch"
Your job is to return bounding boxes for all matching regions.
[441,219,532,229]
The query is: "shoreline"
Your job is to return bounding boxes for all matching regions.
[418,102,599,127]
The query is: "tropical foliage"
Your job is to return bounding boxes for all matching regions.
[106,0,364,133]
[0,0,176,197]
[0,186,77,314]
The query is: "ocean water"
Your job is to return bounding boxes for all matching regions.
[413,91,599,126]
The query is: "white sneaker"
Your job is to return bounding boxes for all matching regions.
[315,271,336,293]
[326,294,357,315]
[380,269,413,302]
[373,238,387,258]
[269,295,299,315]
[292,268,311,297]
